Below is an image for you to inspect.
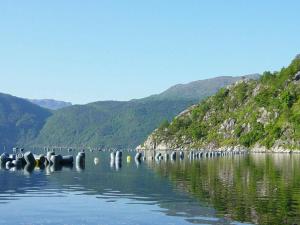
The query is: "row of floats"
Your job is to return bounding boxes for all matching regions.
[0,151,86,172]
[0,149,247,173]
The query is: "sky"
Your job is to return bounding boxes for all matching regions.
[0,0,299,104]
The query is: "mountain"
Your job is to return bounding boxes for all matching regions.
[150,74,260,101]
[28,99,72,110]
[0,93,52,149]
[33,75,255,148]
[139,56,300,152]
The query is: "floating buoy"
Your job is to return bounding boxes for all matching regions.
[116,151,122,158]
[61,155,74,165]
[94,157,100,165]
[155,153,161,161]
[135,152,142,161]
[47,151,55,163]
[6,161,13,169]
[76,152,85,170]
[24,152,35,165]
[179,151,184,159]
[115,161,122,171]
[171,152,176,161]
[110,152,116,161]
[0,153,10,165]
[126,156,131,163]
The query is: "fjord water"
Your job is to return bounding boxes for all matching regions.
[0,152,299,225]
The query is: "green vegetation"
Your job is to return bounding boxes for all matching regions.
[147,56,300,151]
[151,154,300,225]
[0,93,52,149]
[33,99,194,148]
[0,76,256,149]
[32,76,248,148]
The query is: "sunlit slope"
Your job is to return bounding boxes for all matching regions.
[141,56,300,151]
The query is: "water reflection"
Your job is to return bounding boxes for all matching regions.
[1,151,298,225]
[150,153,300,225]
[0,151,239,225]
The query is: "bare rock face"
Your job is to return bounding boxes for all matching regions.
[137,134,157,150]
[219,118,236,138]
[175,105,197,119]
[257,107,271,126]
[294,71,300,81]
[220,118,235,131]
[242,123,251,133]
[252,84,261,97]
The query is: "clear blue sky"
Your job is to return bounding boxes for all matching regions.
[0,0,299,104]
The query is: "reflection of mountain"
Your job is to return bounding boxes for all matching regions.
[149,154,300,225]
[6,152,297,225]
[0,152,234,224]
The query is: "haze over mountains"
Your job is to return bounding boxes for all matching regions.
[0,75,258,149]
[28,99,72,110]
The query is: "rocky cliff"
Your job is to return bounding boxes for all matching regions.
[138,56,300,152]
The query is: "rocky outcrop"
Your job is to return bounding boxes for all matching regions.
[137,56,300,153]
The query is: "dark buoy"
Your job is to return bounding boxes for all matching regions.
[171,152,176,161]
[135,152,142,161]
[179,151,184,159]
[61,155,73,165]
[24,152,35,165]
[0,153,10,165]
[6,161,13,169]
[50,155,63,165]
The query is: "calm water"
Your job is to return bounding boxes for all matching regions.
[0,151,299,225]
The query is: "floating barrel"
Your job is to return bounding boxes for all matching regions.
[164,153,169,160]
[61,155,73,165]
[6,161,13,169]
[13,158,23,169]
[179,151,184,159]
[34,154,46,165]
[115,151,122,163]
[155,152,161,161]
[94,157,100,165]
[0,153,10,165]
[115,151,122,158]
[16,153,26,167]
[24,164,35,174]
[9,154,16,161]
[135,152,142,161]
[47,151,55,163]
[50,155,63,165]
[171,152,176,160]
[76,152,85,166]
[115,160,122,170]
[110,152,116,161]
[24,152,36,165]
[76,152,85,171]
[110,159,115,168]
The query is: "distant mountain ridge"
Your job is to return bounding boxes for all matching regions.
[0,74,260,150]
[28,99,72,110]
[151,74,260,101]
[32,75,258,148]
